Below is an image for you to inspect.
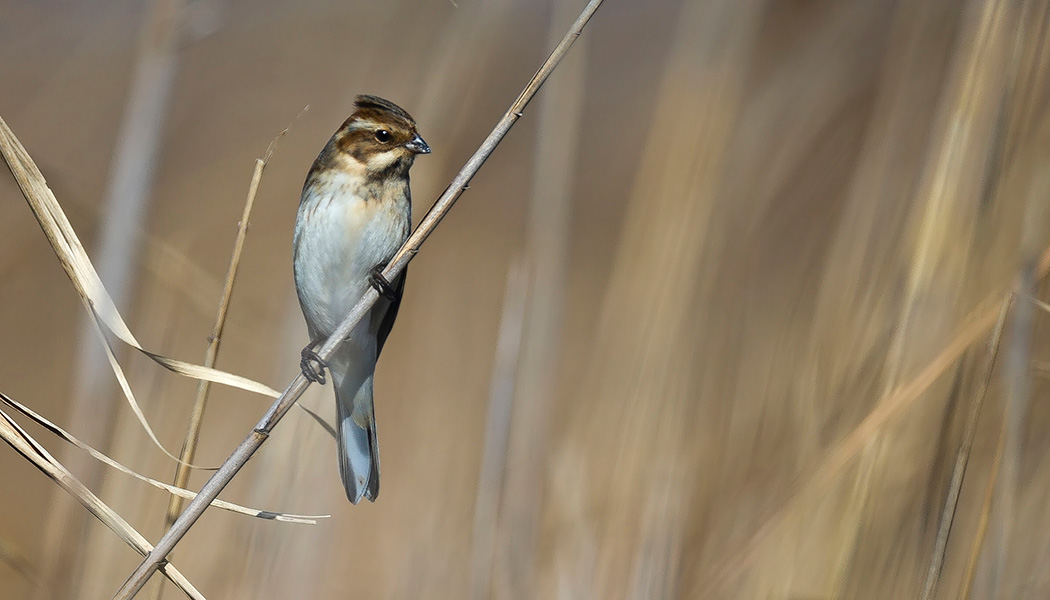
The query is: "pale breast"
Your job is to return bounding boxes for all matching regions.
[293,172,410,337]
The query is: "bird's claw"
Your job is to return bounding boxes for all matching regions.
[300,346,327,385]
[368,265,398,301]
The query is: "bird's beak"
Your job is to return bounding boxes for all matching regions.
[405,134,431,155]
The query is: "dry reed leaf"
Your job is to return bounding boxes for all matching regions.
[0,406,205,599]
[156,127,293,593]
[0,114,284,463]
[87,313,214,467]
[0,392,327,525]
[0,115,347,474]
[0,116,281,398]
[0,115,282,362]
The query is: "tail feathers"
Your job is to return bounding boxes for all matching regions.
[336,376,380,504]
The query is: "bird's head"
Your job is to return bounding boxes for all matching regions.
[330,95,430,179]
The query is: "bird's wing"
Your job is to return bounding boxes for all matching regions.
[374,266,406,357]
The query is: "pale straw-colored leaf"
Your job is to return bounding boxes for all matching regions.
[0,113,305,468]
[0,393,328,525]
[0,114,281,399]
[0,405,205,600]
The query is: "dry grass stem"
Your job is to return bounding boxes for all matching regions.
[160,129,288,553]
[0,404,204,599]
[986,282,1033,596]
[112,1,605,596]
[0,393,326,524]
[0,113,284,455]
[919,296,1011,600]
[959,414,1009,600]
[833,0,1016,592]
[151,125,296,600]
[0,113,281,393]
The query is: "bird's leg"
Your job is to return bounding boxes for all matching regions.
[300,339,327,385]
[368,264,398,301]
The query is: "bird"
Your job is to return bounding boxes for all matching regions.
[293,94,430,503]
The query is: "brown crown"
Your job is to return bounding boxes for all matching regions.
[353,95,416,126]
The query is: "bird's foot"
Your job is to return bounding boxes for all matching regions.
[300,345,327,385]
[368,265,398,301]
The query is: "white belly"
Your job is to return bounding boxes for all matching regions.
[293,185,408,338]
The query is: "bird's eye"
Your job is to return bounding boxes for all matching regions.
[374,129,392,143]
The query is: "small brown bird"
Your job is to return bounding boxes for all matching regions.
[293,95,429,503]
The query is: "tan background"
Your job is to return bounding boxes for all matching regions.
[3,0,1050,599]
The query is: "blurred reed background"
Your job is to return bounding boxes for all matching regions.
[3,0,1050,598]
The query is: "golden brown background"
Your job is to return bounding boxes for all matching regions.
[3,0,1050,598]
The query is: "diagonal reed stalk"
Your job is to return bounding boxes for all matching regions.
[918,295,1010,600]
[958,407,1008,600]
[112,1,606,596]
[0,403,204,600]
